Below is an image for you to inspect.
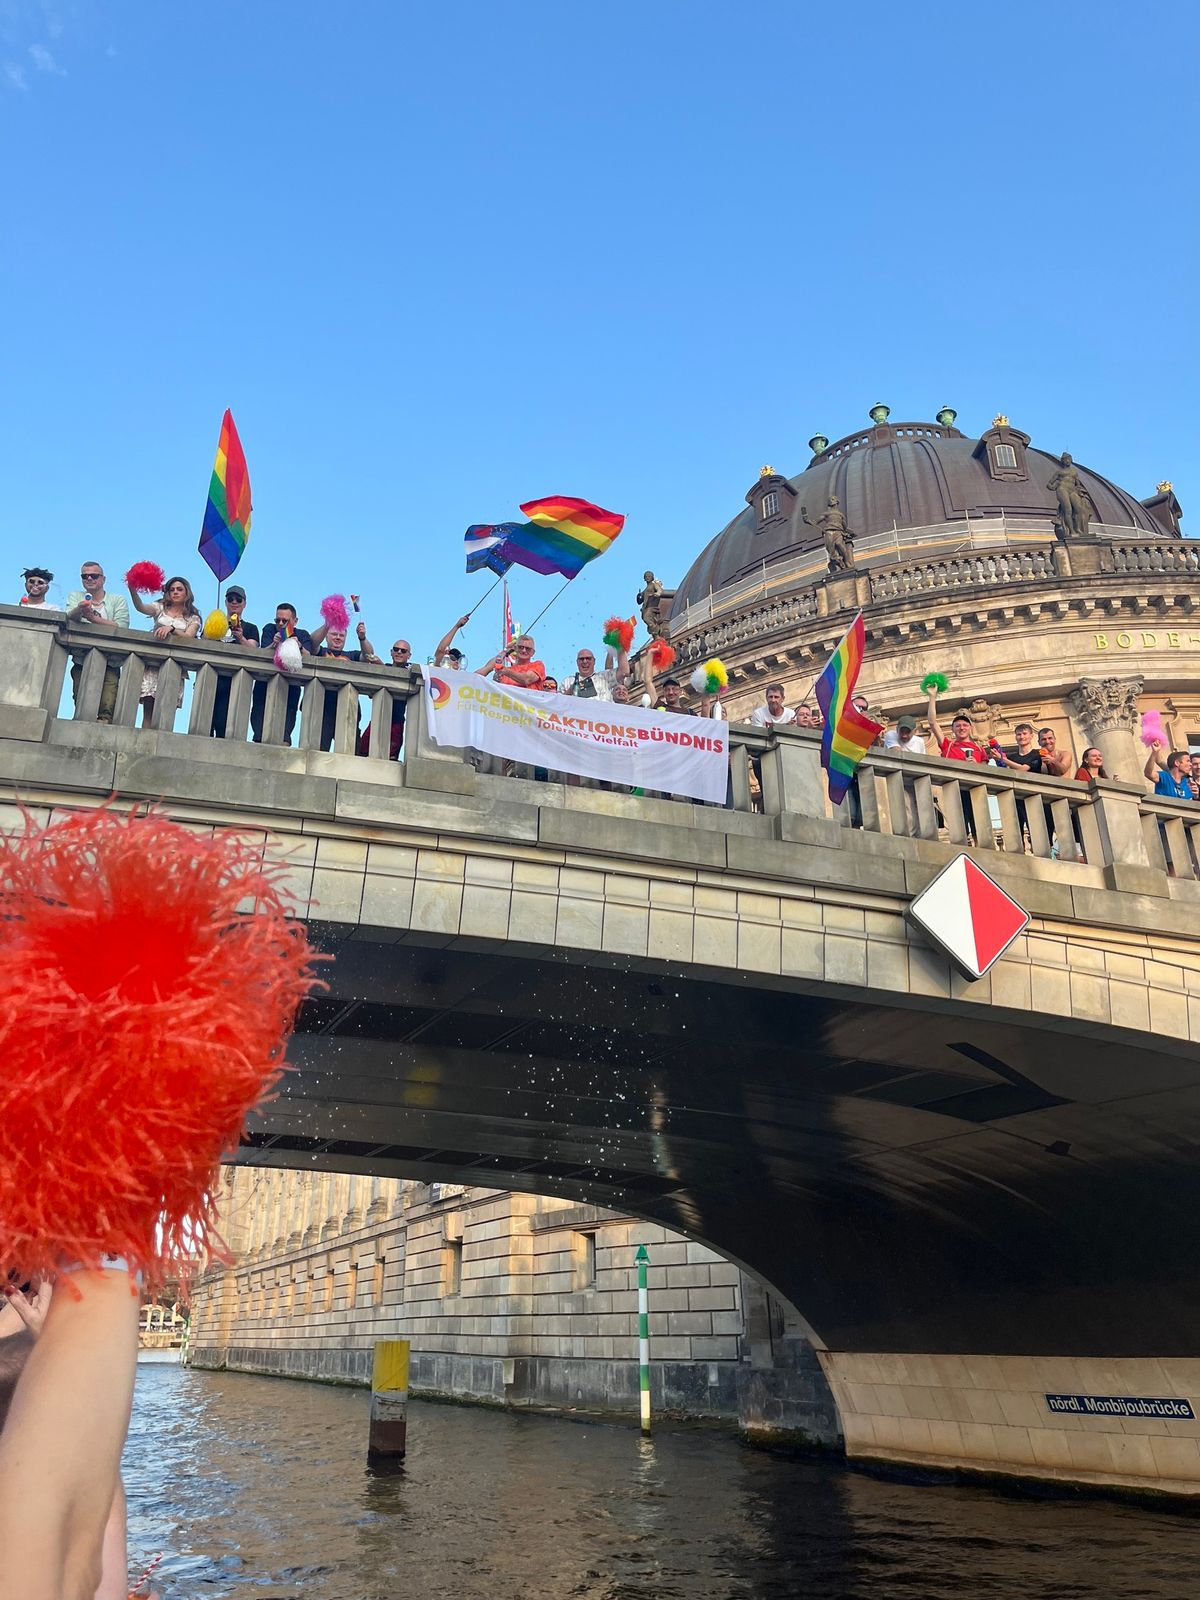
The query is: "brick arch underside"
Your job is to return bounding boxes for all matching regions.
[241,925,1200,1361]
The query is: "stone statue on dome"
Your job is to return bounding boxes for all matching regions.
[1047,453,1095,541]
[637,571,669,639]
[801,494,855,573]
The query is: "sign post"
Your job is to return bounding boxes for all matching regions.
[635,1243,651,1434]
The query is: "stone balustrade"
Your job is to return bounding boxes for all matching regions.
[1110,541,1200,575]
[667,532,1200,670]
[2,605,1196,905]
[869,548,1053,600]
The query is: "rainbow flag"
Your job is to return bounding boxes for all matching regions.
[198,409,252,582]
[814,612,883,805]
[500,496,623,578]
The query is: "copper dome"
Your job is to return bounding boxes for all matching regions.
[671,415,1170,616]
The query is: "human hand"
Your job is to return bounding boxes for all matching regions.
[4,1276,53,1337]
[356,621,367,641]
[153,624,172,640]
[457,614,470,629]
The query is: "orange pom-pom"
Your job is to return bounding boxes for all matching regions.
[0,808,320,1285]
[649,638,676,672]
[124,560,166,593]
[602,615,635,653]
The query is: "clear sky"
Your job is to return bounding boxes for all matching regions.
[3,0,1195,674]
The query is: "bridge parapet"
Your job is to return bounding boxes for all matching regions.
[2,604,1196,906]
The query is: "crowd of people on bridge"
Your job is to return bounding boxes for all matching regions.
[15,561,1200,852]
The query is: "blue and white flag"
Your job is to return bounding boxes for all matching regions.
[464,522,518,575]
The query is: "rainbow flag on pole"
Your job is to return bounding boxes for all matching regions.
[814,612,883,805]
[198,409,252,582]
[503,496,624,578]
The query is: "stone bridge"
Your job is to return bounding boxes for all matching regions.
[5,607,1200,1495]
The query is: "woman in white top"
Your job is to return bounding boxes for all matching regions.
[126,574,200,726]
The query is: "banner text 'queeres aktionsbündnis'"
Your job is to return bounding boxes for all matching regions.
[424,670,728,803]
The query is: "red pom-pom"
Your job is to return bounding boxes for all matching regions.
[649,639,676,672]
[0,807,320,1285]
[125,560,166,594]
[320,594,350,632]
[602,615,635,653]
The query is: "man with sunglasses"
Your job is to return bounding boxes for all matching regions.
[65,562,130,723]
[358,639,411,759]
[490,635,547,779]
[492,634,547,690]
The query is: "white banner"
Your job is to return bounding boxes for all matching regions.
[423,669,728,802]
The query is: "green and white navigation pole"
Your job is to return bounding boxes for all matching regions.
[635,1243,651,1434]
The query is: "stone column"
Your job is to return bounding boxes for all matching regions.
[1067,675,1144,789]
[344,1175,364,1233]
[301,1173,321,1246]
[320,1174,341,1240]
[366,1177,388,1224]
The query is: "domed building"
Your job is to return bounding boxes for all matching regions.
[664,407,1193,783]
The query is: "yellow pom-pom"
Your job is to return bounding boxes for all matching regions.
[202,610,229,640]
[704,657,728,691]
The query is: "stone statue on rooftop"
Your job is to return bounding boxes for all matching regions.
[1047,453,1095,541]
[801,494,855,573]
[637,571,669,639]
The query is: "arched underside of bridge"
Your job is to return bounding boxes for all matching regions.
[241,922,1200,1360]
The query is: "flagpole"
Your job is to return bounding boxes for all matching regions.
[520,576,573,638]
[465,571,505,619]
[795,609,863,710]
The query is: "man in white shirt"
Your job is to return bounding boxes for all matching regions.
[883,716,928,835]
[883,715,926,754]
[561,647,614,700]
[749,683,796,729]
[65,561,131,723]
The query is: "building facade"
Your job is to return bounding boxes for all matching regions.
[665,406,1192,789]
[189,1169,836,1442]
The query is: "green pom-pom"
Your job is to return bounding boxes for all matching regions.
[921,672,948,695]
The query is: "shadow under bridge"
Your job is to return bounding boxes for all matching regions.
[241,925,1200,1362]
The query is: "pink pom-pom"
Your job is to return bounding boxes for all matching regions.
[1141,709,1166,748]
[320,594,350,632]
[125,560,166,594]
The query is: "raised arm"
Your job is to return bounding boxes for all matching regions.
[309,621,329,649]
[435,615,470,662]
[639,652,657,707]
[1144,739,1165,780]
[125,582,158,619]
[0,1267,139,1600]
[925,687,947,751]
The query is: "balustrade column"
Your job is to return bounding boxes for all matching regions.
[1067,675,1144,796]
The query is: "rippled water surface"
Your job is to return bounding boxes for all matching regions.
[125,1363,1200,1600]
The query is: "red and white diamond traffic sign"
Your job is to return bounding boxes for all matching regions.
[907,853,1029,980]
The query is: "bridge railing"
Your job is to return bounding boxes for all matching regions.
[735,725,1169,883]
[1,607,1191,894]
[12,610,414,757]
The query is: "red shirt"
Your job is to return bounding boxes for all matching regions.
[940,736,988,764]
[496,659,547,691]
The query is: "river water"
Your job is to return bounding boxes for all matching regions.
[125,1363,1200,1600]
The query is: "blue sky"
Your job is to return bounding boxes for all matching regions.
[2,0,1195,674]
